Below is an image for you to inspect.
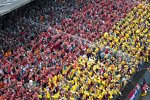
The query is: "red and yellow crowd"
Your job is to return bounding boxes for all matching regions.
[0,0,149,100]
[37,3,150,100]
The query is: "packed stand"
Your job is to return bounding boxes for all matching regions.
[101,3,150,63]
[35,44,137,99]
[0,28,90,99]
[0,1,149,100]
[54,0,138,41]
[35,3,149,99]
[0,0,138,54]
[0,0,83,54]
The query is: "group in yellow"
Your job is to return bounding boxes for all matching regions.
[38,3,150,100]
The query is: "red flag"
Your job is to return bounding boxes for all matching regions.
[128,89,136,99]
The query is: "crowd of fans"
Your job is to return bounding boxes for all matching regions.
[35,3,149,99]
[55,0,137,41]
[0,0,149,99]
[0,0,82,54]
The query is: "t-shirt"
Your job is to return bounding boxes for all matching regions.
[46,92,50,99]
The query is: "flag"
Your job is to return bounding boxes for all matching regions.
[128,89,136,100]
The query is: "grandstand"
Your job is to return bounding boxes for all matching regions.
[0,0,150,100]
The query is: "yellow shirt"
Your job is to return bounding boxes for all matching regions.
[52,92,60,99]
[38,94,42,99]
[46,92,50,99]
